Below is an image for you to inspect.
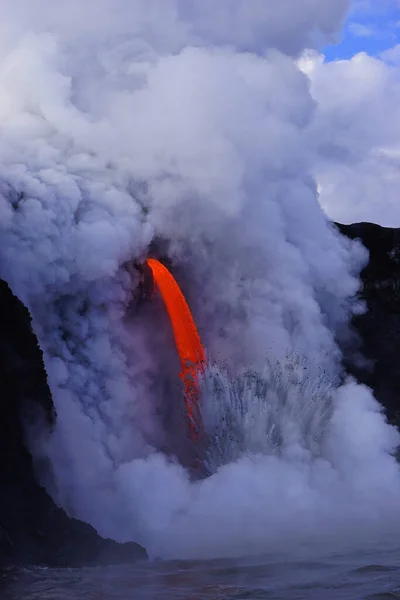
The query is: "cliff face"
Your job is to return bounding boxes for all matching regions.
[337,222,400,428]
[0,279,146,568]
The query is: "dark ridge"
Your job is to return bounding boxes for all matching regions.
[336,222,400,427]
[0,279,146,568]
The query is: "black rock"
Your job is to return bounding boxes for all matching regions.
[337,222,400,427]
[0,279,146,568]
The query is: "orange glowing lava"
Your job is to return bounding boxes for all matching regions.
[145,258,206,435]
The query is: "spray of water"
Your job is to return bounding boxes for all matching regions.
[201,357,335,474]
[1,0,400,561]
[114,366,400,559]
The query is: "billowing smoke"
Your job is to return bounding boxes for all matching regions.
[1,0,400,560]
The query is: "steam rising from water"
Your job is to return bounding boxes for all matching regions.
[0,0,400,560]
[201,358,335,474]
[115,365,400,559]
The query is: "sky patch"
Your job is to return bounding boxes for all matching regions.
[323,0,400,60]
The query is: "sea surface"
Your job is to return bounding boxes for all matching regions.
[3,544,400,600]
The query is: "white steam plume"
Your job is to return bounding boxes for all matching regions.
[1,0,400,560]
[300,47,400,226]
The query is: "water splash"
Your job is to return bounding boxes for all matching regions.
[200,356,336,475]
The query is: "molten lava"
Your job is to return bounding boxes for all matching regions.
[145,258,206,436]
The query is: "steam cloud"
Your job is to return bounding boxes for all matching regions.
[1,0,400,559]
[301,46,400,226]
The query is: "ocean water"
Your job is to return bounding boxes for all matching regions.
[4,545,400,600]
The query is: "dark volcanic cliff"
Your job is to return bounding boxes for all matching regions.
[336,222,400,428]
[0,279,146,568]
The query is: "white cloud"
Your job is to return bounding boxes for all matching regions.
[381,43,400,63]
[0,0,350,56]
[303,50,400,225]
[348,21,376,37]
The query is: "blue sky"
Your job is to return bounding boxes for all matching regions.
[323,0,400,61]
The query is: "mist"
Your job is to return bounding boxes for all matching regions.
[1,0,400,560]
